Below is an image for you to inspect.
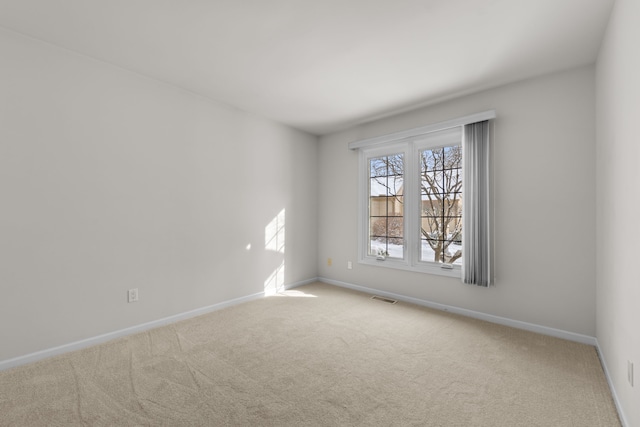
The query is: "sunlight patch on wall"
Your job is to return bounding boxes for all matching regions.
[265,209,285,253]
[264,261,285,296]
[264,209,286,295]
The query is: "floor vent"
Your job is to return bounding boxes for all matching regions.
[370,295,397,304]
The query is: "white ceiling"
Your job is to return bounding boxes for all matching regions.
[0,0,614,135]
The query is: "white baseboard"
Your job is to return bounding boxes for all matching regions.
[317,277,598,346]
[0,278,309,372]
[595,340,629,427]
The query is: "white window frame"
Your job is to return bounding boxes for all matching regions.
[352,110,496,278]
[359,140,411,265]
[358,128,462,277]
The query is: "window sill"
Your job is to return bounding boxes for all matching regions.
[358,257,461,278]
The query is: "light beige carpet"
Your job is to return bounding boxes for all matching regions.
[0,282,620,426]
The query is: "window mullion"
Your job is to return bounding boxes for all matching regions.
[404,141,417,267]
[411,142,423,267]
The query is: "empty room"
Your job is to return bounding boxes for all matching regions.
[0,0,638,425]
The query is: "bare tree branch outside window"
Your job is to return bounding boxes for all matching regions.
[420,146,462,264]
[368,146,462,264]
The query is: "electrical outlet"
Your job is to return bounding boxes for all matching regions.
[327,258,332,266]
[347,261,353,269]
[628,361,634,387]
[128,288,139,303]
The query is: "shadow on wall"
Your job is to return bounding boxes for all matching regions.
[264,208,285,295]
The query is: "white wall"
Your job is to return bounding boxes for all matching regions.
[318,66,596,336]
[0,28,317,362]
[596,0,640,424]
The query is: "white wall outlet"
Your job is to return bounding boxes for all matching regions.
[128,288,139,303]
[347,261,353,269]
[628,361,634,387]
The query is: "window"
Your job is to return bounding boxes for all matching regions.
[351,110,494,281]
[359,128,463,277]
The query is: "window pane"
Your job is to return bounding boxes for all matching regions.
[368,153,404,259]
[420,144,462,265]
[388,175,404,196]
[388,217,403,239]
[421,239,437,263]
[421,171,438,195]
[370,239,385,257]
[422,195,442,217]
[387,196,403,216]
[370,217,387,238]
[370,196,384,216]
[370,177,404,197]
[421,148,442,171]
[370,158,388,177]
[386,153,404,174]
[444,217,463,243]
[443,145,462,169]
[370,177,387,197]
[442,197,462,217]
[446,240,463,265]
[421,218,441,237]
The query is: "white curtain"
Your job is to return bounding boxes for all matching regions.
[462,120,491,286]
